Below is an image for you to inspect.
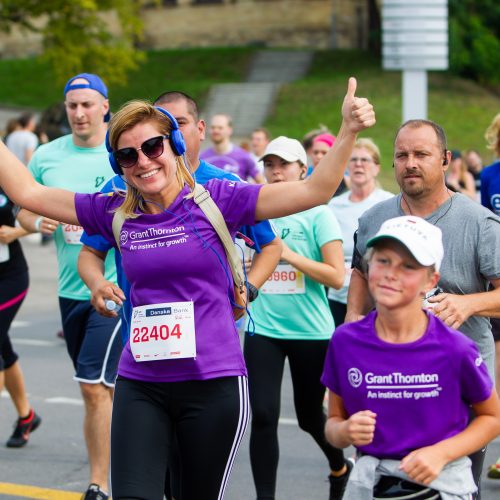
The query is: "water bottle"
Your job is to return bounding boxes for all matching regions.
[105,300,122,313]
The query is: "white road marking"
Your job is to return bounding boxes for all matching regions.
[11,320,31,328]
[13,338,59,347]
[279,417,298,426]
[45,397,83,406]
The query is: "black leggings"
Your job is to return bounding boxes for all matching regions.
[111,375,249,500]
[244,334,345,499]
[0,269,29,371]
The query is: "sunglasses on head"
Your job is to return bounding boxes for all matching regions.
[113,135,170,169]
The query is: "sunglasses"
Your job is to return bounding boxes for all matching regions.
[113,135,170,169]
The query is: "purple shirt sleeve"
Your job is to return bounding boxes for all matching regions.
[204,179,263,234]
[459,340,494,404]
[74,192,117,246]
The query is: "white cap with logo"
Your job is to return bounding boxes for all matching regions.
[259,136,308,166]
[366,216,444,271]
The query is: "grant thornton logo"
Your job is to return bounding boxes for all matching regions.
[348,367,363,388]
[120,230,129,246]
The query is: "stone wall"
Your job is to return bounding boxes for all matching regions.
[0,1,369,58]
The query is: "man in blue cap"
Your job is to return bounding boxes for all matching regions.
[18,73,120,500]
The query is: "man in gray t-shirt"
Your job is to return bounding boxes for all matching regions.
[346,119,500,497]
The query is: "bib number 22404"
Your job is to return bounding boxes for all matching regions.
[130,301,196,362]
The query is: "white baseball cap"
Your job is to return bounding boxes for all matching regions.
[259,136,308,166]
[367,216,444,271]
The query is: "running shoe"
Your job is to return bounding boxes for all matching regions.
[487,456,500,479]
[82,484,109,500]
[6,409,41,448]
[328,458,353,500]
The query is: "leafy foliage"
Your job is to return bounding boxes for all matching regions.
[448,0,500,85]
[0,0,149,86]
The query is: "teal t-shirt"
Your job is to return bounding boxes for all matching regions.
[248,205,341,340]
[29,134,117,300]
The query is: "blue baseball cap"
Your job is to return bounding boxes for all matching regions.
[64,73,110,122]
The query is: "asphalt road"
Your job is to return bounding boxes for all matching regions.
[0,236,499,499]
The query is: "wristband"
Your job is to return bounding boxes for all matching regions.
[247,282,259,302]
[34,217,43,232]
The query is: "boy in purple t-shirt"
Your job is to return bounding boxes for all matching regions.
[321,216,500,499]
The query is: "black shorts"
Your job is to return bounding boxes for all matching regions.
[59,297,122,386]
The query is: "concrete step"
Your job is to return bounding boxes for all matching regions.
[247,50,314,83]
[203,82,281,137]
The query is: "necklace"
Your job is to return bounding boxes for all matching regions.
[401,189,454,226]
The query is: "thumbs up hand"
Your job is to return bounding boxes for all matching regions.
[342,77,376,133]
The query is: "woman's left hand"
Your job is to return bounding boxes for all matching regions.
[0,225,20,244]
[399,445,447,485]
[341,77,376,134]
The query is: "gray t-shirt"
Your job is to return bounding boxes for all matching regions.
[354,193,500,377]
[6,130,38,164]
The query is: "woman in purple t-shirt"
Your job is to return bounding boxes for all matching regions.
[0,79,375,500]
[321,216,500,498]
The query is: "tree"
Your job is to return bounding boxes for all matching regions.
[0,0,150,86]
[449,0,500,86]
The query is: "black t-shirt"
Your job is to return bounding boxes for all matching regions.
[0,188,27,277]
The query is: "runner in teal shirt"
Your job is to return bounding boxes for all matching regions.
[244,136,352,500]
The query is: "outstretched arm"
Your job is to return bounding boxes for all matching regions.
[255,78,375,221]
[0,142,78,225]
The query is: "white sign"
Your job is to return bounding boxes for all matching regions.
[382,0,448,71]
[383,45,448,57]
[384,6,447,18]
[384,57,448,71]
[383,32,448,44]
[383,19,447,31]
[383,0,446,5]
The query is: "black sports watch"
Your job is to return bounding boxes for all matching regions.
[247,282,259,302]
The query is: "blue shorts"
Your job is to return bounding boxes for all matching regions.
[59,297,122,387]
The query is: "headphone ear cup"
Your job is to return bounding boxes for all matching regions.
[170,129,186,157]
[154,106,186,157]
[105,130,123,175]
[109,152,122,176]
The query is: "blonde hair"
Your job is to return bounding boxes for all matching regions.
[108,100,194,218]
[354,138,381,165]
[485,113,500,158]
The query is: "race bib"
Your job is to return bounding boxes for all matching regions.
[0,243,9,263]
[130,301,196,362]
[62,224,84,245]
[261,264,306,294]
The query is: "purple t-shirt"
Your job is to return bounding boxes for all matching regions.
[75,179,262,383]
[200,144,259,181]
[321,311,493,460]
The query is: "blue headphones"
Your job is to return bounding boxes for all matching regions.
[105,106,187,175]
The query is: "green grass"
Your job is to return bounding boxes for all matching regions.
[1,47,498,192]
[0,47,256,110]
